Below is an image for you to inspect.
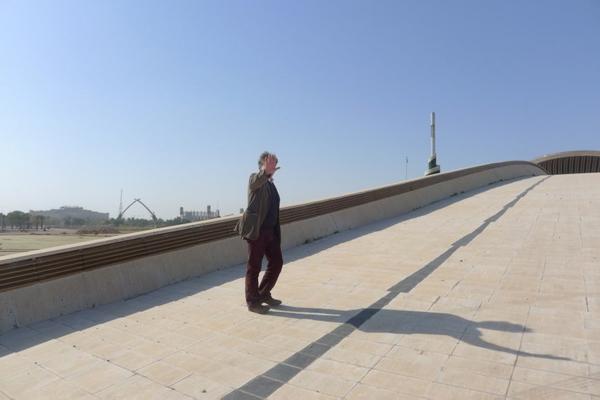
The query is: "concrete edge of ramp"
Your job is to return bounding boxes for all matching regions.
[0,162,545,333]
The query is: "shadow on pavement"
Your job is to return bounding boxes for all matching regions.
[269,305,568,361]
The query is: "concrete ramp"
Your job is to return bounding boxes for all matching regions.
[0,173,599,399]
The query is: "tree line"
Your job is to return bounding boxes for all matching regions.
[0,211,47,230]
[0,211,196,231]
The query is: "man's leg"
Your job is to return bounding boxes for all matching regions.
[258,230,283,302]
[245,234,266,307]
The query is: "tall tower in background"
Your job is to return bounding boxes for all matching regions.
[118,189,124,218]
[425,112,441,176]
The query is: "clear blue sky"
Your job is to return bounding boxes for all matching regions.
[1,0,599,218]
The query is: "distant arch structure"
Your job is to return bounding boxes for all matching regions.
[117,198,158,227]
[533,150,600,175]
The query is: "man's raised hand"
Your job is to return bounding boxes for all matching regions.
[263,154,278,175]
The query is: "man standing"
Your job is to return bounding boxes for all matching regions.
[235,152,283,314]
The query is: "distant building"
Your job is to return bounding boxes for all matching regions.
[180,205,220,222]
[31,206,109,227]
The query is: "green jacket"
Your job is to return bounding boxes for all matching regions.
[234,170,281,241]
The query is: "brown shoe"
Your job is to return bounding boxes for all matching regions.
[247,303,270,314]
[261,295,282,307]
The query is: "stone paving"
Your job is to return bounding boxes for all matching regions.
[0,174,599,399]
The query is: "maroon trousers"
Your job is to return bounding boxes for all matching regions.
[245,228,283,305]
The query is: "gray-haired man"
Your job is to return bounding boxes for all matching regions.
[235,152,283,314]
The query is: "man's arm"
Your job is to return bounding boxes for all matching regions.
[249,170,269,192]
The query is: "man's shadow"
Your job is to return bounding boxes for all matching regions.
[268,305,569,361]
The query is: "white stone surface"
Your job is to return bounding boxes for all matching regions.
[1,173,598,399]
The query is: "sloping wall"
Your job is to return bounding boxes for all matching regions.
[0,161,545,332]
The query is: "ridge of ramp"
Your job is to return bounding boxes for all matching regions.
[0,161,543,293]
